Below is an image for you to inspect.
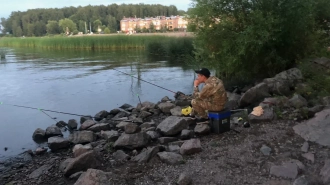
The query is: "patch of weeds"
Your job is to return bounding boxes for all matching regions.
[210,141,220,147]
[274,106,283,119]
[105,142,115,153]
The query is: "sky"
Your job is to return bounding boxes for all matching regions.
[0,0,192,19]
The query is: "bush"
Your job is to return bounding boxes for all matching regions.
[104,27,111,34]
[189,0,330,81]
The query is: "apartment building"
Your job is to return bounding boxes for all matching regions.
[120,15,188,32]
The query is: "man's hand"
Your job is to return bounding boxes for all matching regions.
[194,79,200,87]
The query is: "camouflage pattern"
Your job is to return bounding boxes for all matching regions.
[191,76,227,118]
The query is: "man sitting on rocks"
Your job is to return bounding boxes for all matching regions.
[191,68,227,122]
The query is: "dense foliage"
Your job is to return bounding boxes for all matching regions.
[188,0,330,81]
[0,4,184,36]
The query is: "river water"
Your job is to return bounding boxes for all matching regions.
[0,48,195,160]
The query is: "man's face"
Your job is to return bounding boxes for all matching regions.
[197,74,206,82]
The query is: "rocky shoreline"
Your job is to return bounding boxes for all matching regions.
[1,65,330,185]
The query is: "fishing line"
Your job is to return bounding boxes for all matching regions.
[113,68,177,94]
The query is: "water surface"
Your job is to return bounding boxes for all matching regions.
[0,48,195,160]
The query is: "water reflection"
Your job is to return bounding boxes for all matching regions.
[0,47,195,160]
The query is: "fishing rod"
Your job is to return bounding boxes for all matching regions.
[0,102,98,119]
[113,68,177,94]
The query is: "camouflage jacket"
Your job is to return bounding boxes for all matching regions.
[193,76,227,109]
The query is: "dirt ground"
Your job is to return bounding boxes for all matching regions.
[0,119,328,185]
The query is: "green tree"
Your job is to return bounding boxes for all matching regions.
[46,20,60,34]
[106,15,117,33]
[59,18,77,34]
[93,19,102,33]
[149,22,155,32]
[104,27,110,34]
[189,0,330,80]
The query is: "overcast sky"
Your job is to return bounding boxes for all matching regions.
[0,0,192,19]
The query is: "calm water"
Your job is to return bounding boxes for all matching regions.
[0,48,195,160]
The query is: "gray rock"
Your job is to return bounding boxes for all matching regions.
[35,147,47,155]
[140,121,156,131]
[29,164,52,179]
[114,132,150,149]
[146,131,160,140]
[289,94,308,108]
[87,123,110,132]
[161,96,171,102]
[301,142,309,152]
[293,109,330,146]
[73,144,92,157]
[322,96,330,106]
[56,121,67,127]
[290,159,305,171]
[149,108,161,115]
[79,120,96,130]
[167,145,181,153]
[80,116,92,124]
[69,171,83,180]
[158,102,176,113]
[74,169,112,185]
[225,92,241,110]
[145,127,156,132]
[307,105,324,118]
[68,131,95,144]
[109,108,121,115]
[59,158,74,172]
[100,130,119,142]
[113,150,129,161]
[113,110,130,120]
[64,151,101,177]
[125,123,141,134]
[260,145,272,156]
[68,119,78,130]
[116,121,130,130]
[32,128,46,141]
[119,103,134,110]
[270,162,298,179]
[180,139,202,155]
[157,116,189,136]
[177,172,192,185]
[139,111,152,118]
[320,160,330,184]
[263,78,291,96]
[180,129,194,140]
[158,137,177,144]
[169,141,185,147]
[48,136,70,151]
[293,175,311,185]
[45,125,63,138]
[132,146,160,163]
[170,106,182,116]
[248,108,275,124]
[140,101,156,109]
[239,82,270,107]
[157,152,183,165]
[194,124,210,135]
[301,153,314,163]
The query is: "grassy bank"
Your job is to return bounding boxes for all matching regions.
[0,35,194,61]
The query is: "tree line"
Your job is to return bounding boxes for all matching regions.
[0,4,184,37]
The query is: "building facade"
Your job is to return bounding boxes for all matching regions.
[120,15,188,32]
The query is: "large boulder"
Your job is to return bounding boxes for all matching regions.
[293,109,330,147]
[45,125,63,138]
[180,139,202,155]
[48,136,70,151]
[114,132,150,149]
[138,101,156,109]
[158,102,176,114]
[320,160,330,184]
[100,130,119,142]
[125,123,141,134]
[170,106,182,116]
[225,92,241,110]
[68,119,78,130]
[270,162,298,179]
[157,152,183,165]
[132,146,160,163]
[69,131,96,144]
[32,128,46,141]
[87,123,110,132]
[112,110,130,120]
[239,83,270,107]
[289,94,308,108]
[80,116,93,124]
[157,116,189,136]
[74,169,112,185]
[79,120,96,130]
[64,151,101,177]
[94,110,109,121]
[73,144,93,157]
[248,108,276,123]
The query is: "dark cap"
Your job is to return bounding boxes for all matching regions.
[195,68,210,78]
